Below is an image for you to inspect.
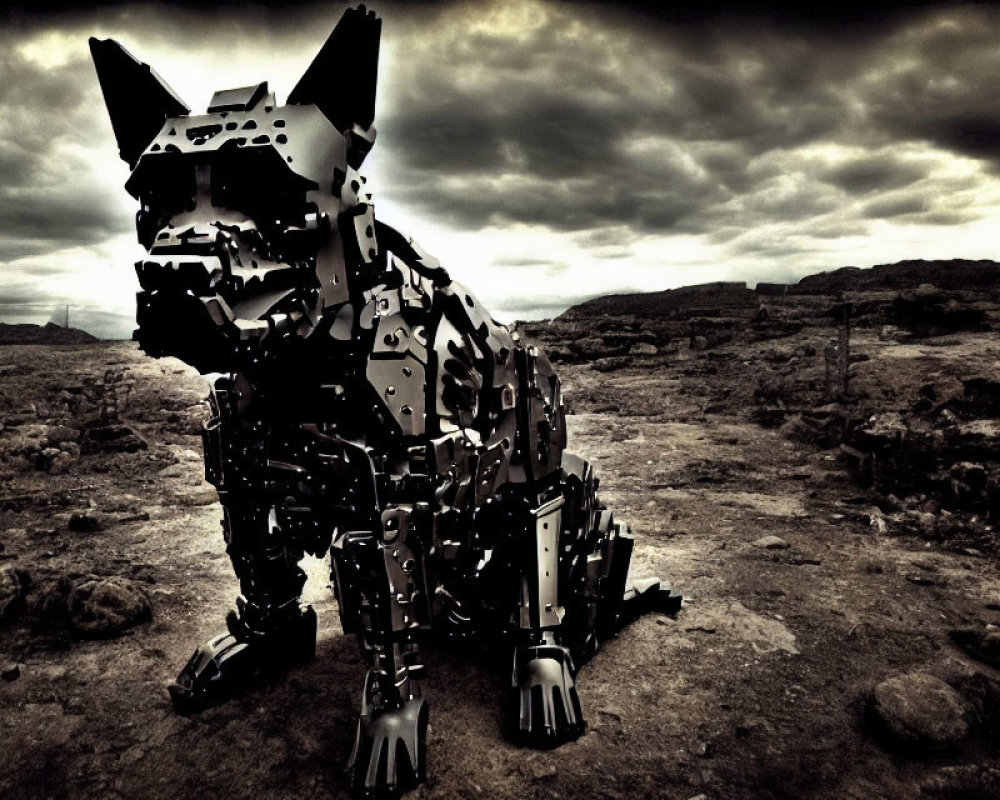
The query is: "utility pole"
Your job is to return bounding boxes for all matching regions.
[65,304,69,328]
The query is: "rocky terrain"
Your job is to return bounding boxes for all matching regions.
[2,258,1000,799]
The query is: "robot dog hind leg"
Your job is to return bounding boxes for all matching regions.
[509,456,683,748]
[509,493,587,747]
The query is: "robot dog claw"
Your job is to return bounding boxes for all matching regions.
[91,6,681,797]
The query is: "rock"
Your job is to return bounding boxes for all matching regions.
[752,535,790,550]
[68,513,104,533]
[951,626,1000,669]
[779,414,814,440]
[66,577,152,637]
[2,663,20,681]
[35,446,61,470]
[157,462,193,479]
[572,336,614,360]
[870,673,969,751]
[172,485,218,506]
[949,462,990,506]
[101,494,144,513]
[0,566,30,623]
[961,376,1000,417]
[522,759,557,781]
[853,413,908,450]
[630,342,658,356]
[45,424,80,445]
[592,356,630,373]
[48,451,75,475]
[918,378,965,412]
[937,408,959,428]
[914,511,939,535]
[79,421,147,454]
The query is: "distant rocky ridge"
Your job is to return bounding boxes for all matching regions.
[0,323,99,346]
[518,259,1000,365]
[760,258,1000,296]
[558,280,758,320]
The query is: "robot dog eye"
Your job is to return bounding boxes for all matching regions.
[134,165,196,248]
[211,152,315,227]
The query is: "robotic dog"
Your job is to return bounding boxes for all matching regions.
[90,6,680,796]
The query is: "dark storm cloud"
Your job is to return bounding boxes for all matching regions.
[0,185,131,250]
[371,0,1000,246]
[822,154,929,195]
[581,0,965,31]
[0,36,131,260]
[862,194,928,220]
[859,14,1000,169]
[0,282,51,307]
[4,0,967,28]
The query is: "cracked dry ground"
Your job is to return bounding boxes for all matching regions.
[2,339,1000,800]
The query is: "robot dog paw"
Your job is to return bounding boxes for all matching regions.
[167,605,317,713]
[511,643,586,748]
[167,631,252,713]
[348,684,428,799]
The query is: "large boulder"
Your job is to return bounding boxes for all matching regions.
[65,577,152,638]
[870,672,970,752]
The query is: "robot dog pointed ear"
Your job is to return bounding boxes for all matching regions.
[288,4,381,134]
[89,37,190,167]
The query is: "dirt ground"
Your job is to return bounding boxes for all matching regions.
[2,329,999,799]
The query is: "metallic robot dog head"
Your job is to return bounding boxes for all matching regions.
[90,5,382,371]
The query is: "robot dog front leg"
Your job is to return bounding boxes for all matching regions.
[511,494,586,747]
[168,378,321,712]
[168,499,318,711]
[335,505,430,799]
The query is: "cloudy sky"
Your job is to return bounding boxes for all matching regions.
[2,0,1000,337]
